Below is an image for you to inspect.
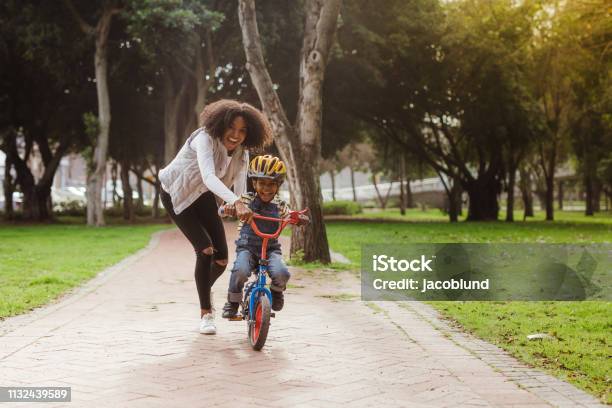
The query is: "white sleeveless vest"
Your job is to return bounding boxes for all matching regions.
[159,128,248,214]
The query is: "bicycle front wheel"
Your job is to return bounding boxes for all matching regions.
[249,294,271,351]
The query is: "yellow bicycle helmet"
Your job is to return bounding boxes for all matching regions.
[248,155,287,182]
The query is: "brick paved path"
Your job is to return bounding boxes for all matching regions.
[0,225,605,407]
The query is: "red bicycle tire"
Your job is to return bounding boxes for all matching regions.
[249,294,271,351]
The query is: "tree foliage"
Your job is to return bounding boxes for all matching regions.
[1,0,608,224]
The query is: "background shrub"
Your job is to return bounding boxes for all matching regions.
[322,200,363,215]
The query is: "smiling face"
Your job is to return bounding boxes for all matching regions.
[222,116,247,153]
[252,178,280,203]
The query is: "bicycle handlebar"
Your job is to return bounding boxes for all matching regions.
[249,208,309,239]
[218,206,309,240]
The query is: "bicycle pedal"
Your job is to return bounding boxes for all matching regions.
[229,316,244,321]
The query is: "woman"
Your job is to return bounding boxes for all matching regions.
[159,99,272,334]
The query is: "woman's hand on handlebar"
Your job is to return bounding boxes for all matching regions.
[221,204,236,217]
[234,200,253,223]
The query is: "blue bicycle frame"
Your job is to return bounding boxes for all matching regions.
[248,264,273,322]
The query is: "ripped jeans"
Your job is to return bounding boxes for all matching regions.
[160,189,227,310]
[227,249,291,303]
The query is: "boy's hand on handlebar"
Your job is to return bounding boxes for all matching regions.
[234,200,253,223]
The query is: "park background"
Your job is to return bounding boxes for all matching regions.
[0,0,610,404]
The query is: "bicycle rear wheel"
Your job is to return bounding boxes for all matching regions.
[248,294,270,351]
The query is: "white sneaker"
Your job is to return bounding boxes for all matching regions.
[200,313,216,335]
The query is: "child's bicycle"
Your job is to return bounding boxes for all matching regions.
[219,206,309,351]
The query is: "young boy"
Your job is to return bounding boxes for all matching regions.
[220,155,309,319]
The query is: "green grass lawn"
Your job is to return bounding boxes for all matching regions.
[0,218,170,319]
[326,211,612,268]
[324,209,611,403]
[357,207,612,224]
[434,301,610,402]
[359,207,453,221]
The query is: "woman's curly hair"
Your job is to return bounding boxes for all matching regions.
[200,99,273,151]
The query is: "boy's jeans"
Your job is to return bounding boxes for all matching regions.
[228,249,291,303]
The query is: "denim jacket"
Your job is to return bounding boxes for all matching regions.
[235,192,290,256]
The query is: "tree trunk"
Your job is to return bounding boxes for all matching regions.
[238,0,341,263]
[350,166,357,201]
[151,163,161,218]
[399,155,406,215]
[330,169,336,201]
[28,185,53,221]
[7,134,34,218]
[152,181,160,218]
[406,177,413,208]
[86,175,96,225]
[585,172,594,216]
[120,162,134,221]
[372,174,383,208]
[465,176,500,221]
[88,11,115,226]
[506,168,516,222]
[399,179,406,215]
[32,134,70,221]
[136,174,144,211]
[65,5,118,226]
[111,161,118,206]
[448,181,462,223]
[372,174,392,209]
[538,140,557,221]
[557,180,564,211]
[592,179,601,212]
[372,173,380,207]
[63,0,120,225]
[544,173,554,221]
[163,74,186,165]
[291,156,330,261]
[3,154,14,219]
[5,133,67,221]
[519,167,534,219]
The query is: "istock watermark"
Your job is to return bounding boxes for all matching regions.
[372,255,435,272]
[362,244,611,301]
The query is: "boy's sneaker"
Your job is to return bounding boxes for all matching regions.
[200,313,216,335]
[222,302,239,319]
[271,290,284,311]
